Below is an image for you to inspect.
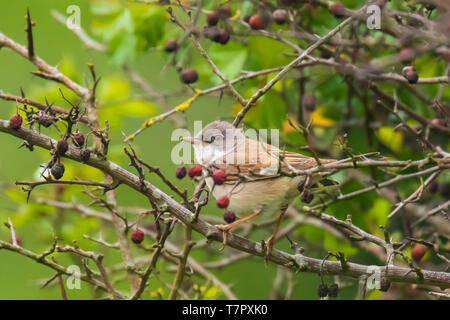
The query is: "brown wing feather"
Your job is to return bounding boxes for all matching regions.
[211,146,335,185]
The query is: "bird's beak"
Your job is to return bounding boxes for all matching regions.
[181,136,198,144]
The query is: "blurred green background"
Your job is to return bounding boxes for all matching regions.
[0,0,448,300]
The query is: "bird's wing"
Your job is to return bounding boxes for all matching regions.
[280,151,336,171]
[211,140,335,184]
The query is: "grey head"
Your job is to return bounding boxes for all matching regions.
[195,121,244,145]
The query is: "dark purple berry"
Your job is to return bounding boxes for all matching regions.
[402,66,419,84]
[164,39,179,53]
[302,95,316,112]
[57,139,69,156]
[207,11,220,26]
[51,163,65,180]
[180,69,198,84]
[273,9,288,24]
[301,189,314,203]
[224,211,236,224]
[318,283,328,298]
[330,2,346,19]
[328,283,338,298]
[379,278,391,292]
[176,166,187,179]
[80,149,90,162]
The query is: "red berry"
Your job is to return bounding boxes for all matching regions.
[330,2,346,19]
[249,14,264,30]
[273,9,288,25]
[176,166,187,179]
[216,195,230,208]
[411,245,426,262]
[131,228,144,244]
[212,169,227,185]
[180,69,198,84]
[188,165,203,178]
[207,11,220,26]
[57,139,69,156]
[223,211,236,223]
[164,39,179,53]
[72,131,85,147]
[399,48,414,61]
[430,118,446,128]
[9,114,23,129]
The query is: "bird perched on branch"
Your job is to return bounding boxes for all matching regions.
[183,121,336,257]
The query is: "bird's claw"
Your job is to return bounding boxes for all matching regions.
[215,224,231,251]
[263,235,275,263]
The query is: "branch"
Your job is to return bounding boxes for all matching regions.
[1,120,449,288]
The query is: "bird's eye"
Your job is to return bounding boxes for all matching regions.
[204,135,215,143]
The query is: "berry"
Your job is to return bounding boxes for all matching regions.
[302,95,316,112]
[330,2,346,19]
[249,14,264,30]
[51,163,65,180]
[207,11,220,26]
[37,114,54,128]
[427,181,439,194]
[218,29,230,45]
[180,69,198,84]
[217,6,231,19]
[212,169,227,185]
[72,131,85,147]
[57,139,69,156]
[402,66,419,84]
[399,48,414,62]
[317,283,328,298]
[438,183,450,198]
[411,244,426,262]
[224,210,236,223]
[379,278,391,292]
[430,118,446,128]
[188,165,203,178]
[131,228,144,244]
[164,39,179,53]
[243,14,251,23]
[9,114,23,129]
[217,195,230,208]
[176,166,187,179]
[328,283,339,298]
[80,149,91,162]
[301,189,314,203]
[297,180,305,193]
[273,9,288,25]
[207,28,230,44]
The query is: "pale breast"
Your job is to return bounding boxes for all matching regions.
[206,175,303,224]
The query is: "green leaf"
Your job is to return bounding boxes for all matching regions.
[203,286,218,300]
[208,42,248,83]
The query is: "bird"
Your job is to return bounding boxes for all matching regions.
[182,120,336,257]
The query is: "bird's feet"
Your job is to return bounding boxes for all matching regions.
[263,234,275,262]
[215,224,233,250]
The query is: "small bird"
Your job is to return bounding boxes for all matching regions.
[183,121,336,257]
